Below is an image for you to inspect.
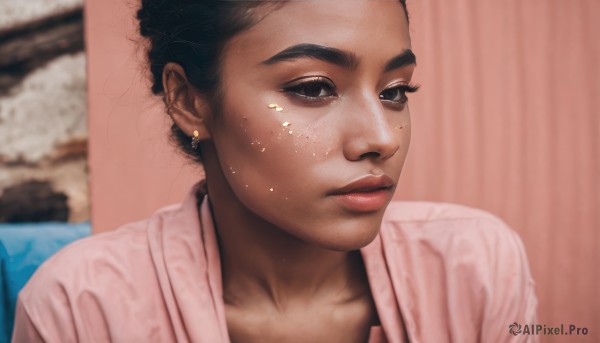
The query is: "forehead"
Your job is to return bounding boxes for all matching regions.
[222,0,411,67]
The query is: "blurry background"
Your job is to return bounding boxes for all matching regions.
[0,0,88,223]
[1,0,598,342]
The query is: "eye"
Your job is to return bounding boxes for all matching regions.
[379,83,419,108]
[282,77,337,103]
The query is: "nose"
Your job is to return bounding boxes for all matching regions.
[342,94,400,162]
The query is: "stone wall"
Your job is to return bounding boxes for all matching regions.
[0,0,88,223]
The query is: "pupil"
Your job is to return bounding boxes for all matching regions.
[387,89,399,100]
[305,83,323,97]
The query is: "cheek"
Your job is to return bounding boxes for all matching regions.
[212,105,332,199]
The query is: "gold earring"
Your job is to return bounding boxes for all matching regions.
[191,130,200,149]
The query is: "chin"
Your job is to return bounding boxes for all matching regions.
[306,218,383,252]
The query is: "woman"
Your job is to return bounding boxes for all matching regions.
[12,0,538,342]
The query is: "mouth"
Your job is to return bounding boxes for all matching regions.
[328,175,394,213]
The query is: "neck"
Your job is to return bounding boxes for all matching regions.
[203,152,369,310]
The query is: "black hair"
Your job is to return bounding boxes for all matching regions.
[137,0,408,164]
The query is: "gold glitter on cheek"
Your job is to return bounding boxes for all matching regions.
[261,147,266,152]
[282,121,291,127]
[288,130,293,134]
[269,188,274,192]
[267,103,284,111]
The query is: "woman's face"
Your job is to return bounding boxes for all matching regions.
[208,0,415,251]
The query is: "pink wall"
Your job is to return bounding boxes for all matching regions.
[403,2,599,340]
[85,0,202,235]
[86,0,599,341]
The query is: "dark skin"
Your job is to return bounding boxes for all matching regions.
[162,1,415,341]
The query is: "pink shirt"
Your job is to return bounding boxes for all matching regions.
[12,182,538,342]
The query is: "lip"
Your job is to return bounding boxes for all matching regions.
[328,175,394,213]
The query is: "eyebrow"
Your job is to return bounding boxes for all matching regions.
[261,43,416,72]
[383,49,417,72]
[261,43,358,69]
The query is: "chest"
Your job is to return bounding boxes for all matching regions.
[225,298,378,343]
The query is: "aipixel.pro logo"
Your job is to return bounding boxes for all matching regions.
[509,322,522,335]
[509,322,589,336]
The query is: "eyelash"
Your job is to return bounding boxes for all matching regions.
[282,77,336,104]
[282,77,419,108]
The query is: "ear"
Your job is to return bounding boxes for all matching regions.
[162,63,212,140]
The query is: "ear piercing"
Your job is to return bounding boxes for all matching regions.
[268,103,284,111]
[191,130,200,149]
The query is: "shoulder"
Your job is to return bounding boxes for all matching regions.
[380,200,536,295]
[21,201,184,295]
[14,204,182,341]
[380,201,533,278]
[381,201,526,255]
[379,201,538,334]
[383,200,507,227]
[21,219,150,295]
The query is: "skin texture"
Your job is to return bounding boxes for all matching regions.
[163,0,415,341]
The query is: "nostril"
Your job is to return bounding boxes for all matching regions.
[359,151,381,160]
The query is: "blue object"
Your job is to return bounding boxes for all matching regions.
[0,222,91,343]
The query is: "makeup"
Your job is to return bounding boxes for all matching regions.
[328,175,394,213]
[207,0,413,253]
[268,103,284,111]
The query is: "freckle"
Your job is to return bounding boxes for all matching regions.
[261,147,266,152]
[395,125,404,130]
[282,121,291,127]
[269,188,274,192]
